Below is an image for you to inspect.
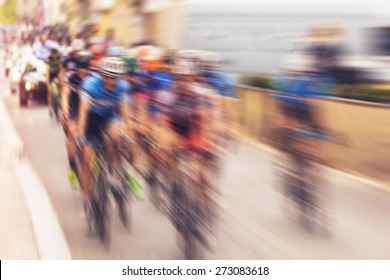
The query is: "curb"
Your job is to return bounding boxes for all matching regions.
[0,99,23,161]
[18,159,72,259]
[0,97,72,259]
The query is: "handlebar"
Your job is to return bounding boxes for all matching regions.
[75,130,137,150]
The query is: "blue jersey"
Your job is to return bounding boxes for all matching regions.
[204,71,238,98]
[273,74,334,108]
[80,73,131,117]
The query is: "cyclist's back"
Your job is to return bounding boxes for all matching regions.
[47,48,62,83]
[80,60,130,143]
[64,51,91,122]
[76,57,130,199]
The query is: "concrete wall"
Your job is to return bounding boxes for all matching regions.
[234,85,390,183]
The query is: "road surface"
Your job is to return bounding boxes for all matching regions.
[2,78,390,259]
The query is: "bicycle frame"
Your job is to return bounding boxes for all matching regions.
[169,148,221,259]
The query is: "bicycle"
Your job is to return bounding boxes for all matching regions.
[136,131,171,213]
[49,78,62,123]
[60,83,79,138]
[168,147,222,259]
[74,132,135,248]
[271,126,338,234]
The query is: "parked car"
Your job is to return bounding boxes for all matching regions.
[5,53,13,77]
[10,58,26,94]
[10,49,34,94]
[19,57,48,107]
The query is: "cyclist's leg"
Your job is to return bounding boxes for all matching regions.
[47,81,54,115]
[299,101,325,134]
[65,88,81,179]
[61,85,69,116]
[104,118,125,166]
[69,90,80,121]
[79,111,107,200]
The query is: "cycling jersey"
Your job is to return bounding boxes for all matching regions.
[47,58,61,82]
[168,84,204,135]
[273,73,334,131]
[62,56,78,72]
[204,71,238,99]
[274,74,334,106]
[65,70,83,120]
[65,70,82,87]
[80,73,131,142]
[80,73,131,117]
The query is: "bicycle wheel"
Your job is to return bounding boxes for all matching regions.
[51,83,61,122]
[111,180,131,231]
[184,192,207,260]
[148,160,163,211]
[291,155,318,232]
[95,166,111,249]
[84,200,96,236]
[184,225,197,260]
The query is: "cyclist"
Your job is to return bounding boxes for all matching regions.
[46,48,63,121]
[63,51,92,187]
[46,48,62,83]
[63,51,91,123]
[273,64,334,135]
[62,47,78,73]
[272,63,336,231]
[75,57,131,202]
[169,54,221,155]
[164,57,223,255]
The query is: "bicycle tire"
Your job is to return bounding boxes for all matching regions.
[86,149,110,248]
[96,174,111,248]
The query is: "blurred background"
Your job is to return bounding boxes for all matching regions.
[3,0,390,79]
[0,0,390,260]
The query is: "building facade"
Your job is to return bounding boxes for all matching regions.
[63,0,182,48]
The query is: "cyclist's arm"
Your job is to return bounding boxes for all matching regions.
[61,84,71,117]
[59,65,65,86]
[77,91,90,135]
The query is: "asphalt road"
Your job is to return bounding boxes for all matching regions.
[3,77,390,259]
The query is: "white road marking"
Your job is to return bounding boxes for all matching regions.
[18,159,72,259]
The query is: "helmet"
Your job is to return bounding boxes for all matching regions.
[72,39,86,52]
[132,45,163,71]
[120,55,138,74]
[76,51,91,69]
[171,50,201,76]
[48,48,61,60]
[106,45,124,57]
[198,51,223,71]
[99,57,128,78]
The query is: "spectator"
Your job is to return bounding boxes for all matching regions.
[34,32,60,62]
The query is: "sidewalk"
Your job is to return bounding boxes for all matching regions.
[0,72,40,260]
[0,92,71,259]
[0,96,39,258]
[0,164,40,259]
